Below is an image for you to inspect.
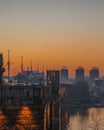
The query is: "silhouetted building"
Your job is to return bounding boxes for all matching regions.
[46,70,60,129]
[14,71,45,85]
[89,67,99,80]
[0,53,5,87]
[75,67,85,81]
[0,85,50,105]
[60,66,68,83]
[47,70,59,98]
[94,78,103,86]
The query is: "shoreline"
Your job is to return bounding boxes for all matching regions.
[60,104,104,107]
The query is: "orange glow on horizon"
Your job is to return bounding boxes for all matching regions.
[0,0,104,77]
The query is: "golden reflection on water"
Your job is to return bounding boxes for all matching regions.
[0,105,45,130]
[67,108,104,130]
[44,104,51,130]
[0,107,6,128]
[88,108,104,120]
[17,106,37,130]
[44,105,47,130]
[47,104,50,129]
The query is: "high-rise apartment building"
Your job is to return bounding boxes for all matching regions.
[46,70,59,98]
[89,67,99,80]
[75,67,85,81]
[60,66,68,83]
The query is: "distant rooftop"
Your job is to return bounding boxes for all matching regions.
[92,67,99,70]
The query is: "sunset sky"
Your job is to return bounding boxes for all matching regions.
[0,0,104,77]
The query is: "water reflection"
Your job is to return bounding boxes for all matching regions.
[0,107,7,129]
[18,106,37,129]
[61,107,104,130]
[44,105,47,130]
[0,107,20,129]
[0,105,44,130]
[0,104,104,130]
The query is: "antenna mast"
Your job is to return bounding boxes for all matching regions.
[7,50,10,82]
[30,60,32,72]
[37,62,39,72]
[42,65,44,74]
[21,56,23,72]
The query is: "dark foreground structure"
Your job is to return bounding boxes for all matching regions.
[0,54,60,130]
[0,85,60,130]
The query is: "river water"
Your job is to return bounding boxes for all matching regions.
[0,106,44,130]
[0,105,104,130]
[61,107,104,130]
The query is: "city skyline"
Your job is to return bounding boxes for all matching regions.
[1,52,102,78]
[0,0,104,77]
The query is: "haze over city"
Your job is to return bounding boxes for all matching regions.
[0,0,104,77]
[1,1,104,130]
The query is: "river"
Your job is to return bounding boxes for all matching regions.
[0,105,104,130]
[0,105,44,130]
[61,107,104,130]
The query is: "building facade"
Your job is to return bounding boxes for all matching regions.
[60,66,68,83]
[46,70,60,99]
[75,67,85,81]
[0,85,51,105]
[89,67,99,80]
